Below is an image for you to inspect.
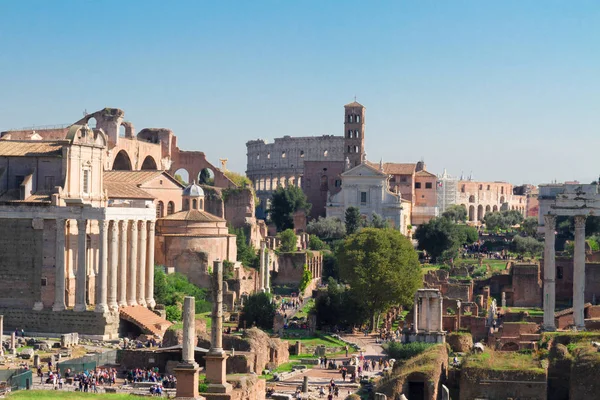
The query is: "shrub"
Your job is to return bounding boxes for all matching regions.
[165,305,182,322]
[299,265,313,293]
[154,268,211,320]
[241,292,276,330]
[384,341,434,360]
[309,235,329,250]
[278,229,297,252]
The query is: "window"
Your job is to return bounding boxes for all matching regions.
[356,115,361,123]
[479,184,483,190]
[44,176,55,191]
[335,179,341,188]
[487,185,490,190]
[355,130,359,138]
[157,201,164,218]
[501,187,504,194]
[415,182,421,189]
[41,278,47,286]
[159,180,163,185]
[360,191,367,205]
[83,170,90,193]
[192,199,198,209]
[167,201,175,215]
[348,115,353,123]
[348,146,351,153]
[400,176,407,183]
[281,151,286,158]
[300,150,304,158]
[354,146,358,153]
[425,182,432,189]
[461,185,466,193]
[557,267,563,280]
[324,150,328,157]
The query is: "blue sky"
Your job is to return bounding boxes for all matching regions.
[1,1,599,184]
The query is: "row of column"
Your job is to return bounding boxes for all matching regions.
[52,218,155,313]
[543,214,586,330]
[253,175,303,192]
[413,294,444,333]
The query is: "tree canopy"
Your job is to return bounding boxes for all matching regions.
[519,217,539,237]
[442,204,468,223]
[240,292,276,330]
[268,186,311,232]
[483,210,524,231]
[315,277,369,329]
[338,228,421,328]
[369,213,390,229]
[345,206,362,235]
[306,216,346,241]
[415,217,469,262]
[154,268,211,321]
[278,228,297,252]
[229,226,259,269]
[511,235,544,257]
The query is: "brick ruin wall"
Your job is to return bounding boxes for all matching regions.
[511,264,542,307]
[459,368,547,400]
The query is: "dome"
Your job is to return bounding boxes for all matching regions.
[183,181,204,197]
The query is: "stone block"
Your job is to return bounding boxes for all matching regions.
[20,348,34,359]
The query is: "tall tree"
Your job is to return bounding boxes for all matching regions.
[268,186,311,232]
[369,213,390,229]
[519,217,539,237]
[306,216,346,240]
[442,204,468,223]
[240,292,276,330]
[414,217,463,262]
[278,229,297,252]
[345,206,362,235]
[338,228,421,329]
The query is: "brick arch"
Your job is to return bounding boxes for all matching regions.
[501,342,519,351]
[112,150,132,170]
[141,155,158,170]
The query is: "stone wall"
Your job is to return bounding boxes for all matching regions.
[445,283,472,302]
[0,308,119,339]
[459,367,547,400]
[547,258,600,305]
[302,160,344,218]
[512,263,542,307]
[273,252,322,286]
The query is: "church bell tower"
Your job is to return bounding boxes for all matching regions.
[343,100,366,167]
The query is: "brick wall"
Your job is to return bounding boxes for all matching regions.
[512,264,542,307]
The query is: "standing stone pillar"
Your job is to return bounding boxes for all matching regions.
[128,220,138,306]
[146,221,156,309]
[501,292,506,308]
[543,215,557,331]
[259,242,266,292]
[95,220,109,313]
[0,315,3,356]
[108,221,119,310]
[265,251,271,293]
[574,215,587,329]
[413,295,419,333]
[118,221,128,307]
[74,219,88,312]
[438,296,443,332]
[137,220,147,307]
[10,332,16,355]
[302,376,308,392]
[205,260,232,393]
[53,218,67,311]
[174,296,204,400]
[425,297,431,333]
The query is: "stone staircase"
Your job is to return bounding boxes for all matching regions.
[119,306,172,338]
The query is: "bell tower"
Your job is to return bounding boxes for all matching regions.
[343,100,366,167]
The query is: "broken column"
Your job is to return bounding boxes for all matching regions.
[543,214,557,331]
[573,215,587,330]
[10,332,16,355]
[205,260,232,393]
[265,251,271,293]
[173,296,204,400]
[302,376,308,393]
[501,292,506,308]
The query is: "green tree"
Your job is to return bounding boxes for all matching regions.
[306,217,346,240]
[268,186,311,232]
[322,251,339,280]
[223,170,252,187]
[174,174,188,186]
[229,226,259,269]
[278,229,297,252]
[520,217,539,237]
[345,206,362,235]
[308,235,328,250]
[154,268,211,319]
[512,235,544,257]
[299,265,313,293]
[484,210,524,231]
[338,228,422,329]
[414,217,462,262]
[369,213,389,229]
[241,292,276,330]
[199,168,214,186]
[315,277,369,329]
[456,224,479,245]
[442,204,468,223]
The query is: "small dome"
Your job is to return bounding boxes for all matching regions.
[183,181,204,197]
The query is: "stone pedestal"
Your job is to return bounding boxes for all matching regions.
[174,363,204,400]
[205,352,232,393]
[302,376,308,392]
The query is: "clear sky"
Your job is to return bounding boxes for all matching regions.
[1,1,598,184]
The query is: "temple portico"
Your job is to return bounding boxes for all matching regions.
[539,183,600,331]
[406,289,445,344]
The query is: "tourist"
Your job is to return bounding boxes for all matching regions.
[334,386,339,397]
[344,345,348,357]
[319,386,325,397]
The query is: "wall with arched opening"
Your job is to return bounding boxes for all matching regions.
[199,168,215,186]
[141,156,158,170]
[112,150,133,170]
[173,169,190,186]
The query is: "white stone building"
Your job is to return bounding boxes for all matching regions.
[325,161,411,235]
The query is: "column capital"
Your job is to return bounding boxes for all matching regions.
[147,220,156,231]
[99,219,109,230]
[138,220,147,229]
[76,218,87,229]
[129,220,138,233]
[574,215,587,229]
[119,220,128,233]
[544,214,556,230]
[109,220,118,233]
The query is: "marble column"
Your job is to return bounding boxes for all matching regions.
[108,221,119,310]
[425,297,431,333]
[265,251,271,293]
[174,296,203,399]
[543,215,557,331]
[137,220,147,307]
[205,260,231,393]
[74,219,88,312]
[439,296,443,332]
[53,218,67,311]
[413,295,419,333]
[146,221,156,309]
[118,220,128,307]
[128,220,138,306]
[574,215,587,329]
[95,220,109,313]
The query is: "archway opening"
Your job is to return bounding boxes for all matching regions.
[469,205,475,221]
[119,124,126,138]
[174,169,189,186]
[199,168,215,186]
[501,342,519,351]
[141,156,157,170]
[87,117,97,129]
[112,150,132,171]
[477,205,484,221]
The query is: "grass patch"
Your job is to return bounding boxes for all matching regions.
[504,307,543,316]
[463,349,544,373]
[8,391,134,400]
[294,299,315,319]
[258,361,300,380]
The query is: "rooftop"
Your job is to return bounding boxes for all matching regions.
[0,140,64,157]
[367,161,416,175]
[161,209,225,222]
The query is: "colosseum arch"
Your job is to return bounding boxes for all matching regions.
[141,156,158,170]
[477,205,484,221]
[112,150,132,171]
[485,205,491,214]
[469,195,475,203]
[493,205,498,212]
[469,205,475,221]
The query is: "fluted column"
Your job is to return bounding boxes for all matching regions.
[543,215,556,330]
[128,220,138,306]
[95,220,109,313]
[53,218,67,311]
[74,219,88,312]
[146,221,156,308]
[118,221,128,307]
[137,220,147,307]
[574,215,587,329]
[108,221,119,310]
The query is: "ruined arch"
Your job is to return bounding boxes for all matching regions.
[112,150,132,171]
[199,168,215,186]
[501,342,519,351]
[493,205,498,212]
[119,124,126,138]
[157,201,164,218]
[469,205,475,221]
[141,156,158,170]
[174,168,189,186]
[485,205,491,214]
[477,205,484,221]
[87,117,97,128]
[404,372,429,400]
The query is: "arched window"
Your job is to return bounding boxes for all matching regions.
[199,199,204,210]
[281,151,286,158]
[356,115,361,123]
[192,199,197,209]
[324,150,328,157]
[348,115,353,123]
[479,184,483,190]
[267,152,271,159]
[356,130,360,138]
[185,199,191,210]
[461,185,466,193]
[354,145,358,153]
[156,201,164,218]
[167,201,175,215]
[300,150,305,158]
[348,130,352,138]
[469,195,475,203]
[348,146,351,153]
